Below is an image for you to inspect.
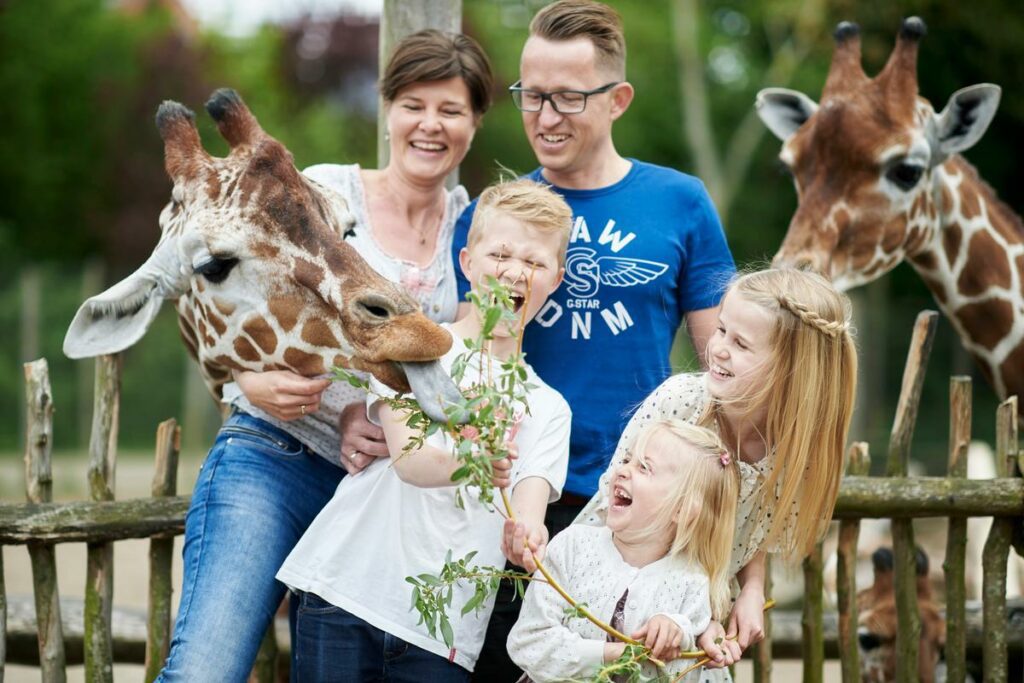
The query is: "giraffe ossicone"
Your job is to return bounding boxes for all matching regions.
[759,17,1024,410]
[64,88,463,422]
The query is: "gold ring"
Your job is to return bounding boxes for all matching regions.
[300,404,306,416]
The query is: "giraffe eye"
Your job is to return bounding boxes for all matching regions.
[886,162,925,191]
[195,257,239,284]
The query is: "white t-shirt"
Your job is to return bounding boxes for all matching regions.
[276,333,571,671]
[508,524,714,682]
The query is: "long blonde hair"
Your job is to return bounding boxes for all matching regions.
[627,420,739,620]
[702,268,857,562]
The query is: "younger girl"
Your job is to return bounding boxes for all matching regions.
[578,267,858,670]
[508,420,739,682]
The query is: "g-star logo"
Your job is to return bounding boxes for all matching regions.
[563,247,668,299]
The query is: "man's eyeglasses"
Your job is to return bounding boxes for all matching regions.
[508,81,621,114]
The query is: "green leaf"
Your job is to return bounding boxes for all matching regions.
[440,616,455,648]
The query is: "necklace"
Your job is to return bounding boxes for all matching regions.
[412,196,445,246]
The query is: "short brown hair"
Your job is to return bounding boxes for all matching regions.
[468,179,572,267]
[380,30,494,117]
[529,0,626,78]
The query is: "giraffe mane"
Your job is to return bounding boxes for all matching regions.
[952,156,1024,238]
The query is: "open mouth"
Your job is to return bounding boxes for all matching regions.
[710,362,734,379]
[540,133,569,144]
[411,141,447,152]
[611,485,632,508]
[510,292,526,313]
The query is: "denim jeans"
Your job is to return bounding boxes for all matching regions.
[292,591,471,683]
[156,410,345,682]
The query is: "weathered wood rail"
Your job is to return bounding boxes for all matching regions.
[3,310,1024,681]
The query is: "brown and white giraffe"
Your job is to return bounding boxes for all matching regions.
[758,18,1024,408]
[64,89,461,421]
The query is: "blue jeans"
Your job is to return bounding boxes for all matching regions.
[292,591,471,683]
[157,410,345,682]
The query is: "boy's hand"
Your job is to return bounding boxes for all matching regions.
[235,370,329,421]
[603,641,628,663]
[697,620,740,668]
[338,401,387,474]
[727,587,766,649]
[489,441,518,489]
[633,615,683,661]
[500,519,548,572]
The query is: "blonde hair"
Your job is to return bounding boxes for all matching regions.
[529,0,626,79]
[626,420,739,620]
[466,179,572,266]
[701,268,858,563]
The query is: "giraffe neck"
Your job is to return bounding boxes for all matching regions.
[906,156,1024,399]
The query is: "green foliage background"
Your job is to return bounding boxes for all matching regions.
[0,0,1021,471]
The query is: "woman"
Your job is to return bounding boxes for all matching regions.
[157,30,493,682]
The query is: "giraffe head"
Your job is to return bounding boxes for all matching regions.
[758,17,1001,291]
[65,89,461,420]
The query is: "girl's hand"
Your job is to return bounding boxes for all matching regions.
[490,441,517,489]
[603,641,627,663]
[697,620,741,668]
[500,518,548,572]
[235,370,330,421]
[633,615,682,661]
[728,586,766,649]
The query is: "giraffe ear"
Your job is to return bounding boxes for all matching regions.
[64,237,188,358]
[934,84,1001,158]
[756,88,819,142]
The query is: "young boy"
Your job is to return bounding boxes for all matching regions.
[276,179,573,681]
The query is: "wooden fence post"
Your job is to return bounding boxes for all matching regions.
[983,396,1017,682]
[887,311,938,683]
[24,359,66,683]
[838,442,870,683]
[802,542,825,683]
[145,420,180,683]
[1,548,7,678]
[944,376,971,683]
[85,354,120,682]
[752,555,772,683]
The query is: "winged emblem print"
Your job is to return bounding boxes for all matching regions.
[563,247,669,299]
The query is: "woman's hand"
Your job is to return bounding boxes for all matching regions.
[727,585,766,650]
[697,620,741,668]
[338,401,387,474]
[633,615,682,661]
[235,370,329,421]
[500,518,548,572]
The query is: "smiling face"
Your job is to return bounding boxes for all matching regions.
[386,77,477,186]
[459,211,565,334]
[518,36,629,188]
[607,428,689,539]
[706,291,775,403]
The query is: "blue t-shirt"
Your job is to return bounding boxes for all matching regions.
[453,160,735,496]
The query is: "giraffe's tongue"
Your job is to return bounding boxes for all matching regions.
[400,360,469,424]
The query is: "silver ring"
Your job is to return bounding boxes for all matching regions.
[349,450,362,461]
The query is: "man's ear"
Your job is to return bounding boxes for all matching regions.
[609,82,634,121]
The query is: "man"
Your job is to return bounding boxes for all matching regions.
[450,1,735,678]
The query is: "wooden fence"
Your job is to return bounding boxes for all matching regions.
[2,309,1023,682]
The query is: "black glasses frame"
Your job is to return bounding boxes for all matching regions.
[508,80,622,114]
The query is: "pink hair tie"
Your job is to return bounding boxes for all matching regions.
[719,451,731,467]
